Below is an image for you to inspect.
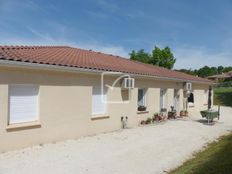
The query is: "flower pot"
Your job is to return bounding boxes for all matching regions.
[180,111,188,117]
[145,118,152,124]
[168,111,176,119]
[154,115,160,121]
[138,106,147,111]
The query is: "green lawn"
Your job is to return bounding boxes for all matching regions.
[214,87,232,107]
[169,133,232,174]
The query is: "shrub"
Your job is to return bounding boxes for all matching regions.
[153,112,159,116]
[145,117,152,124]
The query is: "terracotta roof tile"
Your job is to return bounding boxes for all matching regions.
[0,45,212,83]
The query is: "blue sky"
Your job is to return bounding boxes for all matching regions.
[0,0,232,69]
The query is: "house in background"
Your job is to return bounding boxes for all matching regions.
[0,46,213,152]
[207,71,232,82]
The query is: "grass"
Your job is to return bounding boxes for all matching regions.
[169,133,232,174]
[214,87,232,107]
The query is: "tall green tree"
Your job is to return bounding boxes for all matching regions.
[151,46,176,69]
[217,66,224,74]
[178,69,197,76]
[197,66,215,77]
[129,49,151,64]
[176,66,232,78]
[129,46,176,69]
[223,66,232,73]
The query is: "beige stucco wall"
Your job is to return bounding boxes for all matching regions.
[187,83,209,113]
[134,78,189,121]
[0,67,210,152]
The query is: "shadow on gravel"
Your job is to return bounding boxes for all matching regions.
[195,119,217,126]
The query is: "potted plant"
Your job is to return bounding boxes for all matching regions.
[140,120,146,125]
[138,105,147,111]
[145,117,152,124]
[153,113,160,121]
[168,111,177,119]
[168,106,177,119]
[170,106,175,111]
[180,110,188,117]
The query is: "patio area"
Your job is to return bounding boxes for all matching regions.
[0,106,232,174]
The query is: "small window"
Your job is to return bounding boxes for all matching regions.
[9,85,39,124]
[92,86,107,115]
[138,88,146,107]
[188,92,194,103]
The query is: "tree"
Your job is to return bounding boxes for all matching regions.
[178,69,197,76]
[129,46,176,69]
[129,49,151,64]
[196,66,218,77]
[223,66,232,73]
[151,46,176,69]
[175,66,232,78]
[217,66,224,74]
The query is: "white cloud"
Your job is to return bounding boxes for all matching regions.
[174,46,231,69]
[0,27,129,58]
[1,27,229,68]
[79,43,129,58]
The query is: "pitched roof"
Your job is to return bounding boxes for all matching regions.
[0,45,212,83]
[227,71,232,76]
[207,71,232,79]
[208,74,231,78]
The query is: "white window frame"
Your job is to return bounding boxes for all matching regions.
[188,91,195,107]
[8,84,39,124]
[138,88,146,107]
[92,86,107,115]
[204,89,208,104]
[173,89,180,111]
[160,89,167,109]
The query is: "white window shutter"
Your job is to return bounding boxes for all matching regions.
[9,85,39,124]
[160,89,166,109]
[92,87,106,115]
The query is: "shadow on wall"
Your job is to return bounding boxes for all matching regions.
[214,89,232,107]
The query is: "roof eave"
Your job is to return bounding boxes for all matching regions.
[0,59,214,85]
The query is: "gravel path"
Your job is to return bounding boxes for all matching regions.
[0,106,232,174]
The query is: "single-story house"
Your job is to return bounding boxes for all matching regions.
[0,46,213,152]
[207,71,232,82]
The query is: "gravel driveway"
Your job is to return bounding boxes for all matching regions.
[0,106,232,174]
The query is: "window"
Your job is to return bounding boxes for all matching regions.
[92,86,107,115]
[188,92,194,103]
[173,89,180,111]
[9,85,39,124]
[160,89,167,109]
[138,88,146,107]
[186,83,192,91]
